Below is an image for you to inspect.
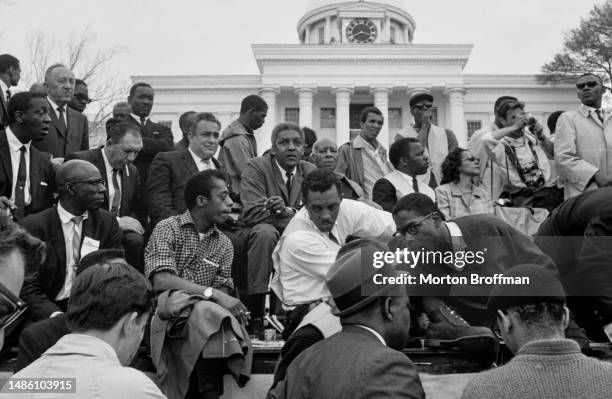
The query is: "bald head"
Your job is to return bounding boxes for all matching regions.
[312,138,339,170]
[57,160,104,205]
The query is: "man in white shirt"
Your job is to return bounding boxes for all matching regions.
[5,262,167,399]
[0,53,21,129]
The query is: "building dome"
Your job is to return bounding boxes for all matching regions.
[298,0,415,45]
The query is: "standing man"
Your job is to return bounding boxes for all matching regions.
[67,79,91,114]
[66,122,145,272]
[397,93,458,187]
[373,137,435,211]
[0,92,55,222]
[556,73,612,198]
[335,106,393,200]
[174,110,196,151]
[33,64,89,160]
[20,160,122,321]
[126,82,173,193]
[218,94,268,197]
[0,54,21,130]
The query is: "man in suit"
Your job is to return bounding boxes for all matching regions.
[20,159,122,321]
[0,92,55,222]
[174,110,196,151]
[32,64,89,161]
[268,239,425,399]
[67,79,91,114]
[66,121,145,272]
[240,122,316,316]
[126,82,173,193]
[0,54,21,130]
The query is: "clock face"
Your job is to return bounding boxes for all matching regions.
[346,18,377,43]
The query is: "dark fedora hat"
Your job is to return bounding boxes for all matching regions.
[326,238,404,317]
[409,92,434,108]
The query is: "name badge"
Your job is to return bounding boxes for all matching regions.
[81,236,100,258]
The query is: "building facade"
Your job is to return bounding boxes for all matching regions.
[133,0,577,152]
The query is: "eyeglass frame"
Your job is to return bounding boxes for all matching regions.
[0,280,27,331]
[395,212,436,237]
[575,81,599,90]
[67,178,106,187]
[411,102,434,111]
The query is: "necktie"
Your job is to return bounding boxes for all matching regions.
[6,89,11,101]
[412,175,420,193]
[71,216,84,267]
[286,170,293,196]
[595,109,604,123]
[110,169,121,216]
[57,106,67,134]
[140,117,147,126]
[13,146,27,221]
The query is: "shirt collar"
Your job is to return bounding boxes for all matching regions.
[275,159,295,179]
[5,126,30,152]
[57,201,88,225]
[131,113,148,124]
[579,103,603,117]
[0,80,8,96]
[178,211,219,237]
[444,221,467,252]
[47,96,64,113]
[188,146,211,166]
[448,182,482,198]
[354,324,386,346]
[352,134,378,150]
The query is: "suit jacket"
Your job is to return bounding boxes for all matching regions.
[240,155,316,227]
[32,100,89,158]
[65,148,141,221]
[126,115,173,193]
[0,130,55,219]
[174,138,188,152]
[268,325,425,399]
[145,149,222,227]
[15,314,69,372]
[20,206,122,321]
[0,87,7,130]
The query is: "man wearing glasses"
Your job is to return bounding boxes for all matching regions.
[67,79,91,114]
[396,93,458,188]
[20,159,122,321]
[556,73,612,198]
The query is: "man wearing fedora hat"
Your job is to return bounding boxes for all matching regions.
[396,92,458,188]
[268,239,425,399]
[462,264,612,399]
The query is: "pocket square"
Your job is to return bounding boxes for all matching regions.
[153,131,160,136]
[40,182,48,186]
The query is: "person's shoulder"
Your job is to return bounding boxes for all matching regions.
[100,367,166,398]
[461,367,506,398]
[245,155,269,169]
[299,160,316,174]
[155,149,186,162]
[23,206,56,225]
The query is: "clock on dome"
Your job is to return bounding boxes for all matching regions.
[346,18,378,43]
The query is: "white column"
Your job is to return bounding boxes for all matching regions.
[305,25,310,44]
[325,16,331,43]
[370,86,393,150]
[384,15,391,43]
[331,87,353,145]
[445,87,468,147]
[258,87,280,155]
[296,87,317,129]
[403,25,409,44]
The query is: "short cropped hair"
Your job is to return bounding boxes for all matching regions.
[360,106,383,123]
[496,100,525,120]
[392,192,445,221]
[184,170,227,210]
[389,137,419,168]
[577,73,603,84]
[547,111,565,134]
[66,263,154,332]
[76,249,126,276]
[129,82,153,97]
[107,121,141,143]
[493,96,518,114]
[7,92,47,125]
[240,94,268,114]
[440,148,467,185]
[0,216,46,274]
[271,122,304,147]
[303,127,318,147]
[179,111,197,133]
[75,79,87,87]
[505,302,566,336]
[191,112,221,131]
[44,63,68,82]
[0,54,20,74]
[302,169,342,202]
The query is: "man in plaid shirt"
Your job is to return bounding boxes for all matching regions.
[145,170,247,317]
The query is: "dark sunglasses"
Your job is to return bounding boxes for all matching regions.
[395,212,435,236]
[0,281,27,331]
[69,178,106,187]
[75,93,92,103]
[462,156,479,162]
[412,103,433,111]
[576,81,599,90]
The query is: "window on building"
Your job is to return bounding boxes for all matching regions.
[390,26,396,44]
[320,107,336,128]
[318,26,325,44]
[158,120,172,128]
[285,108,299,124]
[389,107,402,128]
[467,120,482,139]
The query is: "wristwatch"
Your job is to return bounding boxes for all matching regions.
[202,287,213,300]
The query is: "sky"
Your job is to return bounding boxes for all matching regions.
[0,0,602,85]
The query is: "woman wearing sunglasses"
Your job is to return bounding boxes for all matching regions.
[434,148,493,219]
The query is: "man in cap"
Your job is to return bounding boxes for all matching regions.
[268,238,425,399]
[462,264,612,399]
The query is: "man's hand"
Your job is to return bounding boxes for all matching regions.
[211,289,249,321]
[0,196,16,213]
[594,171,612,187]
[264,196,285,215]
[118,216,145,234]
[512,114,529,131]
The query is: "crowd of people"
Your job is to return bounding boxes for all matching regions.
[1,51,612,398]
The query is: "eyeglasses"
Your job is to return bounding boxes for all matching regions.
[462,156,479,163]
[69,178,106,186]
[576,81,599,90]
[395,212,435,236]
[0,281,27,331]
[74,93,92,104]
[412,103,433,111]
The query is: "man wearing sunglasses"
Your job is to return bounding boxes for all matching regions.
[20,159,122,322]
[556,73,612,198]
[68,79,91,114]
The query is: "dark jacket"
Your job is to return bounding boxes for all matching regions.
[174,138,189,152]
[20,206,122,320]
[0,130,55,219]
[0,88,7,129]
[33,100,89,158]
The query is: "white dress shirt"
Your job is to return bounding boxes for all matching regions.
[5,126,31,205]
[188,147,216,172]
[101,147,122,213]
[47,96,66,126]
[131,113,148,125]
[0,79,9,104]
[275,160,296,184]
[55,202,88,301]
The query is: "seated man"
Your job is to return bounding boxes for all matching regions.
[240,122,316,316]
[269,170,395,386]
[66,121,145,272]
[268,239,425,399]
[20,160,122,321]
[373,137,435,212]
[145,170,249,399]
[310,138,363,200]
[6,263,166,398]
[462,264,612,399]
[391,193,560,362]
[14,249,127,372]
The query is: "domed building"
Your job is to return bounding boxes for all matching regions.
[134,0,575,150]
